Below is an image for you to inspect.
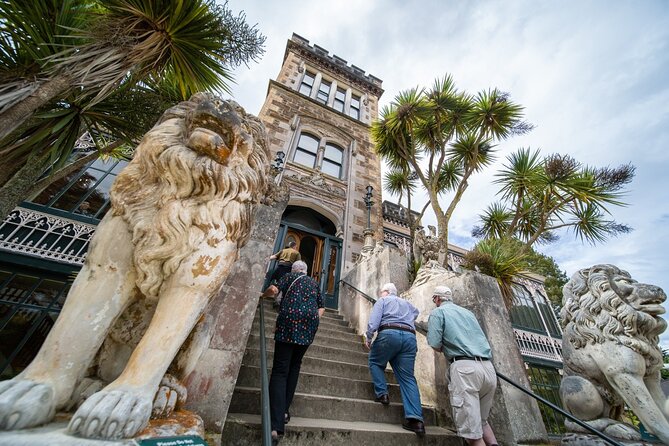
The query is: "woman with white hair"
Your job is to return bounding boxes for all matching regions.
[262,260,325,444]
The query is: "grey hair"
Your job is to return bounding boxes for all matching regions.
[288,241,297,248]
[380,282,397,295]
[292,260,308,273]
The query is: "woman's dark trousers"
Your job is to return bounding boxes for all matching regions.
[269,340,309,433]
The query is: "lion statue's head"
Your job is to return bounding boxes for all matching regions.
[110,93,270,298]
[561,264,667,369]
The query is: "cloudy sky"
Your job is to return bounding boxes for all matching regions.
[225,1,669,345]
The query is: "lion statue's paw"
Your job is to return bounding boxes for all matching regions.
[603,422,642,440]
[0,379,56,430]
[68,388,152,439]
[151,374,187,419]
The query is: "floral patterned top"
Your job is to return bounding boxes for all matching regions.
[273,272,324,345]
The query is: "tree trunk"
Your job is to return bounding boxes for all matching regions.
[0,75,73,142]
[0,153,52,220]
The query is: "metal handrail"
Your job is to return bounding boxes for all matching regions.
[339,280,624,446]
[495,372,623,446]
[258,297,272,446]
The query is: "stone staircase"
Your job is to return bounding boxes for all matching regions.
[222,299,459,445]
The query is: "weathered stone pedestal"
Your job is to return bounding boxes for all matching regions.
[0,410,204,445]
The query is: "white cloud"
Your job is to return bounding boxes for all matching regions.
[225,0,669,344]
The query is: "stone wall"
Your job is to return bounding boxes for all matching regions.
[342,248,549,444]
[258,34,384,275]
[339,246,410,336]
[183,196,288,435]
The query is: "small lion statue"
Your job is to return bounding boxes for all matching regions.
[560,264,669,443]
[0,93,269,439]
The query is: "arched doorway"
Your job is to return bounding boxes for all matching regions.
[270,206,342,309]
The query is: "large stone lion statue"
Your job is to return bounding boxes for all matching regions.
[560,264,669,443]
[0,93,269,439]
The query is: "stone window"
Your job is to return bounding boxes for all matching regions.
[293,133,319,169]
[299,71,316,96]
[316,79,331,104]
[349,94,361,120]
[291,132,347,180]
[296,69,364,122]
[333,87,346,113]
[321,143,344,178]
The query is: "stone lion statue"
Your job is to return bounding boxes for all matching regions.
[560,264,669,443]
[0,93,269,439]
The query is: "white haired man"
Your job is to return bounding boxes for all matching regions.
[427,285,499,446]
[365,282,425,436]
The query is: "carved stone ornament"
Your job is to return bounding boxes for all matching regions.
[0,93,270,440]
[285,171,346,197]
[412,229,447,286]
[559,264,669,444]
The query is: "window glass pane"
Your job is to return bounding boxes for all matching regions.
[297,133,319,153]
[349,94,361,119]
[299,71,315,96]
[333,88,346,112]
[293,150,317,169]
[31,159,123,220]
[509,285,543,331]
[316,80,331,104]
[324,144,343,163]
[321,159,342,178]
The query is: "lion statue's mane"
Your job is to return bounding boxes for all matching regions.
[561,264,665,369]
[111,95,269,298]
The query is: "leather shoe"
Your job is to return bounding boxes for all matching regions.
[374,394,389,405]
[402,418,425,436]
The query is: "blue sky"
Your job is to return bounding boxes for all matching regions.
[225,0,669,346]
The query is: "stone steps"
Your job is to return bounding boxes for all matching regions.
[222,413,459,446]
[242,348,396,383]
[223,304,453,445]
[236,365,403,401]
[229,386,437,425]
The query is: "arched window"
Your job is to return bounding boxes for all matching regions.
[291,132,347,180]
[293,133,319,169]
[321,143,344,178]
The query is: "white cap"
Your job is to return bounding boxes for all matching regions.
[433,286,452,299]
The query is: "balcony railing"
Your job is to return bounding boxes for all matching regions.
[514,327,563,363]
[0,206,96,266]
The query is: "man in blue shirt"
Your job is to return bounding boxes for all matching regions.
[427,285,499,446]
[365,282,424,436]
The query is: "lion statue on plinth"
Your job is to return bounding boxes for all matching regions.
[560,264,669,443]
[0,93,269,439]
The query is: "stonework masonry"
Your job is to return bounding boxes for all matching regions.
[258,34,384,273]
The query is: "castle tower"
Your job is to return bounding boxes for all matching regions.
[258,34,384,309]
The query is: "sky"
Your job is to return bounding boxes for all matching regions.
[223,1,669,346]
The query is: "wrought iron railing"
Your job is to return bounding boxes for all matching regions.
[0,206,95,266]
[338,280,624,446]
[514,327,563,363]
[258,297,272,446]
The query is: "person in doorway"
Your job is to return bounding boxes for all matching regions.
[426,286,499,446]
[365,282,425,436]
[261,260,325,444]
[268,241,301,307]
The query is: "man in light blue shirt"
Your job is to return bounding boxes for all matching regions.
[427,285,499,446]
[365,282,424,436]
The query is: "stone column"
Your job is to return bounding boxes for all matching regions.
[183,194,288,436]
[408,270,548,445]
